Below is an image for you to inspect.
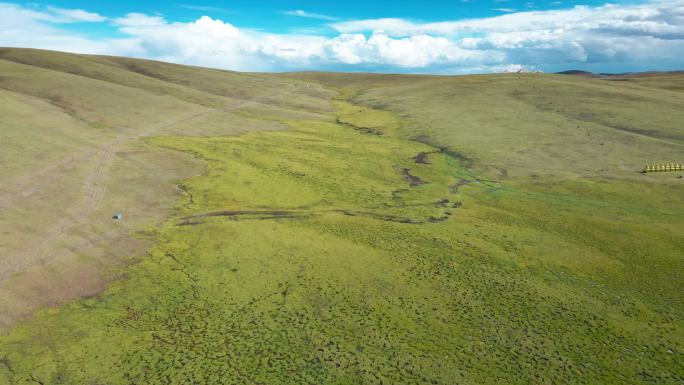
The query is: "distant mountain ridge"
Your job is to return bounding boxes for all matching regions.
[556,70,595,76]
[557,69,684,77]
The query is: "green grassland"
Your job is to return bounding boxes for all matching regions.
[0,47,322,328]
[0,49,682,384]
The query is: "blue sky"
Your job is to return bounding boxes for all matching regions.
[1,0,683,73]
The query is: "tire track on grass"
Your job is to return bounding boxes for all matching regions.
[0,108,212,214]
[1,93,285,281]
[0,147,113,280]
[0,93,278,214]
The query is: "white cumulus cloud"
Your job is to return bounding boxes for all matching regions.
[330,0,684,68]
[323,32,500,67]
[0,1,683,73]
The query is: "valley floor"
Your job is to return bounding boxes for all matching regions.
[0,49,682,385]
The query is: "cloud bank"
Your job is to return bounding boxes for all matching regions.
[0,1,683,73]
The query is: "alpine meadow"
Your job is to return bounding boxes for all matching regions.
[0,47,682,385]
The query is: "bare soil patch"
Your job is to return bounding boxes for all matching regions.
[402,168,426,187]
[413,152,430,164]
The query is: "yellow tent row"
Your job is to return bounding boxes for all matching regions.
[643,163,684,172]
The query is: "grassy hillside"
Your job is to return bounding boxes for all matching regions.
[0,48,682,385]
[0,48,322,328]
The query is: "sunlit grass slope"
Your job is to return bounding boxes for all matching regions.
[0,49,682,385]
[0,48,327,328]
[2,102,681,384]
[292,72,684,179]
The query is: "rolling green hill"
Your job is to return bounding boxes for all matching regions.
[0,48,682,385]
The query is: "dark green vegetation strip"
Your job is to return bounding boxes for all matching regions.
[1,71,683,384]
